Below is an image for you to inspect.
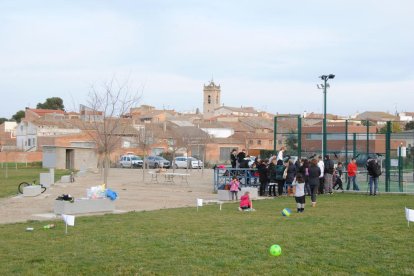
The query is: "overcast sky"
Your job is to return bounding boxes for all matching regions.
[1,0,413,118]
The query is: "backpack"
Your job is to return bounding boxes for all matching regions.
[373,162,382,177]
[367,159,382,177]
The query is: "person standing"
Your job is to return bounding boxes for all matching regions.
[366,157,381,195]
[317,155,325,194]
[285,160,297,196]
[277,146,285,162]
[308,158,321,207]
[275,160,286,196]
[230,149,237,169]
[236,149,246,168]
[301,159,311,196]
[346,158,360,191]
[292,173,306,213]
[229,176,240,201]
[257,159,269,196]
[268,158,278,197]
[333,162,344,191]
[324,155,334,194]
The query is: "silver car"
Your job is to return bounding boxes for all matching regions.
[145,156,170,169]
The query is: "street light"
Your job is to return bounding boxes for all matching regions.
[317,74,335,157]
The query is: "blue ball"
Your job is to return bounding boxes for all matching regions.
[281,208,292,217]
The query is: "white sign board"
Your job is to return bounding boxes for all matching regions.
[397,147,407,157]
[391,159,399,167]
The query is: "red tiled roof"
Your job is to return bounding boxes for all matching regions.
[29,109,65,116]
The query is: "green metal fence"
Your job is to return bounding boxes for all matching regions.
[274,116,414,193]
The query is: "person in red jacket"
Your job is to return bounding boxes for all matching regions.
[239,192,255,211]
[346,158,360,191]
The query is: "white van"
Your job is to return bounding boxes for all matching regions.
[119,154,144,168]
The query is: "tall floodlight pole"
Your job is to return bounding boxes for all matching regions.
[317,74,335,157]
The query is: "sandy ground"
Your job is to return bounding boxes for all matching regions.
[0,168,217,224]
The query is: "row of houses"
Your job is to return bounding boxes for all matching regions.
[0,106,413,170]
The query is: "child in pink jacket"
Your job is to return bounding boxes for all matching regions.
[229,176,240,200]
[239,191,254,211]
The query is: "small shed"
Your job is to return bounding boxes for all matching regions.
[43,144,97,170]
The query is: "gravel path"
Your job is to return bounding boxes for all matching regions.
[0,168,216,224]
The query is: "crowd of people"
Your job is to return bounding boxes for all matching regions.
[228,147,382,212]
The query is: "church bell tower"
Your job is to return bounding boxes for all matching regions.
[203,80,221,119]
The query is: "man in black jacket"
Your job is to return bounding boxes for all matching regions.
[367,157,381,196]
[324,155,334,194]
[237,149,246,168]
[230,149,237,169]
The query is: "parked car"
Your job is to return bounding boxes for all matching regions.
[145,156,170,169]
[119,154,143,168]
[173,157,203,169]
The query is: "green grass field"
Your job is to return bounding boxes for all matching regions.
[0,164,72,198]
[1,194,414,275]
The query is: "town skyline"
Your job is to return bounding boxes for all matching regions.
[1,1,413,118]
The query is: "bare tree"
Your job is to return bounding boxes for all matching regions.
[135,124,154,182]
[83,79,141,187]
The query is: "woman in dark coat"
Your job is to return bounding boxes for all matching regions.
[275,159,286,196]
[308,158,322,207]
[285,160,296,196]
[230,149,237,169]
[301,159,311,196]
[257,159,269,196]
[268,158,277,197]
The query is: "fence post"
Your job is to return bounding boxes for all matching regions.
[273,116,278,152]
[385,121,391,192]
[366,120,370,183]
[297,115,302,159]
[345,120,348,166]
[366,120,370,158]
[353,133,357,158]
[399,145,403,192]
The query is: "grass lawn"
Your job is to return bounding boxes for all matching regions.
[0,164,72,198]
[1,194,414,275]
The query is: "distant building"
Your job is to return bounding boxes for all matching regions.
[24,108,65,122]
[203,80,221,119]
[399,112,414,122]
[354,111,398,125]
[79,104,104,122]
[202,79,260,120]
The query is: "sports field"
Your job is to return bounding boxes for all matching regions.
[1,193,413,275]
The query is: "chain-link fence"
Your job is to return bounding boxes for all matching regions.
[274,116,414,193]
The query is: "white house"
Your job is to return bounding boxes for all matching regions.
[399,112,414,122]
[16,120,81,151]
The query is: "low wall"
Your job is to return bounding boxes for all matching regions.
[0,151,42,163]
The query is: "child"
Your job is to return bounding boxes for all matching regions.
[292,173,305,213]
[239,191,254,211]
[229,176,240,201]
[333,162,344,191]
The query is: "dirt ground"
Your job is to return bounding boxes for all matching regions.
[0,168,217,224]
